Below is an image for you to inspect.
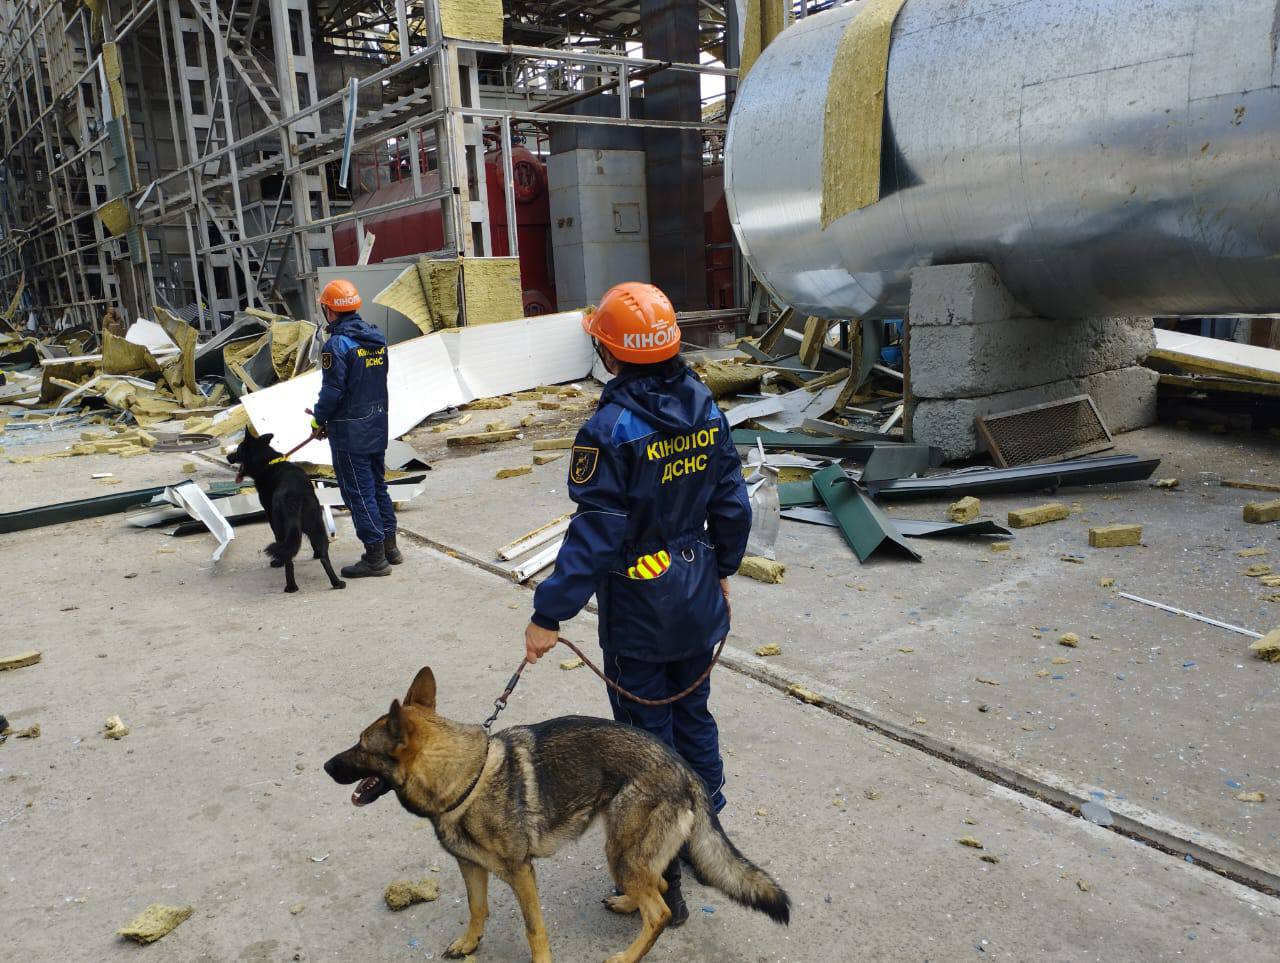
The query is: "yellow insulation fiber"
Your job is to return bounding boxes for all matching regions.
[821,0,907,228]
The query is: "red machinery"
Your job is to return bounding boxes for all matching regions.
[703,163,734,312]
[333,145,557,316]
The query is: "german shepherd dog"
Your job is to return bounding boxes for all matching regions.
[226,432,345,593]
[325,666,790,963]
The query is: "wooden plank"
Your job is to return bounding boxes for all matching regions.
[1222,480,1280,494]
[798,316,830,370]
[0,650,41,671]
[1151,329,1280,384]
[1158,373,1280,397]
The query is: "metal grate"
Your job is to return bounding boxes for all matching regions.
[976,395,1114,468]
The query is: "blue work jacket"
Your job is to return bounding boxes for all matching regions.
[313,313,389,454]
[532,361,752,662]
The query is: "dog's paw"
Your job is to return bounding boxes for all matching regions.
[270,558,286,568]
[602,893,638,915]
[443,936,480,959]
[284,585,299,594]
[332,580,347,590]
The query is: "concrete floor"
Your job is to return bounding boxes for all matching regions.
[3,403,1279,961]
[405,419,1280,880]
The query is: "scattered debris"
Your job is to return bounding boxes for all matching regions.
[384,878,441,911]
[1058,633,1080,648]
[947,496,980,523]
[495,465,533,479]
[290,903,306,915]
[1035,669,1050,678]
[558,658,585,671]
[0,650,41,671]
[533,452,564,466]
[786,683,823,705]
[1052,657,1072,665]
[1151,477,1180,490]
[466,397,512,410]
[1244,564,1273,578]
[532,437,575,451]
[1236,791,1267,803]
[980,854,1000,864]
[739,556,786,583]
[1249,629,1280,663]
[975,677,1000,686]
[1076,879,1092,893]
[1100,577,1115,588]
[1060,554,1085,564]
[1007,502,1069,528]
[1239,547,1269,558]
[103,716,130,740]
[1120,592,1263,640]
[1244,499,1280,524]
[898,646,914,653]
[117,904,193,944]
[448,429,519,448]
[1088,524,1142,548]
[863,789,881,801]
[1223,479,1280,494]
[496,514,572,562]
[990,542,1011,553]
[957,836,984,849]
[754,643,783,657]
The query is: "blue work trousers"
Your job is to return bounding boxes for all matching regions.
[332,449,396,547]
[605,649,727,812]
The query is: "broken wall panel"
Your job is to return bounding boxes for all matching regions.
[241,310,592,464]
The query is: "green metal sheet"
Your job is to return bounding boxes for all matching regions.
[0,486,168,534]
[811,464,921,563]
[779,481,818,508]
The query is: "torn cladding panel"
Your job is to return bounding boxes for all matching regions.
[165,482,234,562]
[1,486,169,534]
[241,311,592,466]
[811,464,921,563]
[782,506,1012,540]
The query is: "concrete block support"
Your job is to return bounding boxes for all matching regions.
[907,264,1159,461]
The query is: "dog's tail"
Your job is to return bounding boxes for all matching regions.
[265,508,302,564]
[685,801,790,924]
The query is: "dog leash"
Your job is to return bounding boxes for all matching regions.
[482,636,728,732]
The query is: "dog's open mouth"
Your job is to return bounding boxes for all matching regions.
[352,776,389,807]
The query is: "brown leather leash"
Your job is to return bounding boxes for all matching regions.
[482,635,728,732]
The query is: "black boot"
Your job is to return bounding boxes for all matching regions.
[662,859,689,928]
[341,543,391,578]
[383,532,403,565]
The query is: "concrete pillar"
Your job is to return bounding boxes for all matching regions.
[640,0,706,310]
[907,263,1158,461]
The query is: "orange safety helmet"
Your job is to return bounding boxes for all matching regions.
[319,278,362,313]
[584,282,680,364]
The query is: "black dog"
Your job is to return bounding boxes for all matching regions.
[226,433,345,593]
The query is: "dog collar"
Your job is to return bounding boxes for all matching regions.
[441,740,489,815]
[267,456,287,466]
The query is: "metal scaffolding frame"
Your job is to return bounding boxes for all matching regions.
[0,0,737,336]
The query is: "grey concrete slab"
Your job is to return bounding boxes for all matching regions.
[2,510,1277,961]
[391,424,1280,884]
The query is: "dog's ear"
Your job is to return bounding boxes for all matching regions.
[405,666,437,711]
[258,432,274,446]
[387,699,404,742]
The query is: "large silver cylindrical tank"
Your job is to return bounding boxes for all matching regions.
[725,0,1280,320]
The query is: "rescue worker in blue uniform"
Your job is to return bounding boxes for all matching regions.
[523,282,753,925]
[310,278,402,578]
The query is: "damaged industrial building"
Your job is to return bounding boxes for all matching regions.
[3,1,1280,961]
